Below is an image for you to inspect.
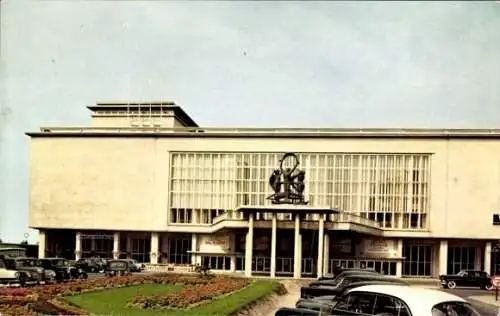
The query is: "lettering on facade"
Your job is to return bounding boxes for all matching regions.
[358,239,397,257]
[199,235,230,254]
[267,153,308,205]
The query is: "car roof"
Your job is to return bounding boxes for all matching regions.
[347,285,466,313]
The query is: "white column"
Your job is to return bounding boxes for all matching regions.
[230,256,237,272]
[396,239,403,277]
[317,215,325,277]
[113,232,120,259]
[294,214,302,279]
[439,240,448,275]
[475,246,482,270]
[191,234,198,265]
[38,230,46,259]
[150,232,159,264]
[245,213,254,277]
[75,232,82,260]
[192,210,199,224]
[484,242,492,275]
[270,213,277,278]
[323,233,330,276]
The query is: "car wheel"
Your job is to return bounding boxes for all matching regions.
[485,284,494,291]
[447,281,456,289]
[18,274,27,288]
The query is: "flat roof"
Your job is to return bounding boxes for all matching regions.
[87,102,198,127]
[25,127,500,139]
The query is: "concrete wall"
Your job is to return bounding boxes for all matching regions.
[28,136,500,238]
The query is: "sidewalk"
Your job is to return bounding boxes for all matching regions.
[469,295,500,307]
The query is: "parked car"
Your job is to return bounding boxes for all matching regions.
[301,274,408,299]
[5,257,56,284]
[275,307,322,316]
[314,269,380,285]
[318,267,378,281]
[105,259,132,277]
[124,259,144,272]
[439,269,492,290]
[296,280,410,311]
[73,258,101,273]
[39,258,87,282]
[277,284,480,316]
[0,255,28,287]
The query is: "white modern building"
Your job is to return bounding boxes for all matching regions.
[26,101,500,278]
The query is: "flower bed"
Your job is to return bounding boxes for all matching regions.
[129,276,249,309]
[0,274,249,315]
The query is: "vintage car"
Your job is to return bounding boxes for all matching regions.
[123,259,144,272]
[439,269,492,290]
[296,280,410,311]
[276,284,480,316]
[74,258,100,273]
[0,256,28,287]
[39,258,87,282]
[5,257,56,284]
[318,267,378,281]
[105,259,132,277]
[314,269,380,285]
[301,274,408,299]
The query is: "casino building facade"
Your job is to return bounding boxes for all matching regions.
[26,101,500,278]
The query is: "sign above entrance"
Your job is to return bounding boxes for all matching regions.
[266,153,308,205]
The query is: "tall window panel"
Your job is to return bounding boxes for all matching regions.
[169,152,431,229]
[402,243,433,277]
[447,247,476,274]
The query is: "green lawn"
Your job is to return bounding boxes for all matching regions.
[65,280,282,316]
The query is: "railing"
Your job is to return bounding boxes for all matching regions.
[328,258,397,276]
[276,257,294,274]
[302,258,316,275]
[252,256,271,273]
[37,126,500,136]
[333,213,382,228]
[212,212,230,225]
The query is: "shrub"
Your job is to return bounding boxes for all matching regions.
[129,276,249,309]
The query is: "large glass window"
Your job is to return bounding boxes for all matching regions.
[402,243,433,277]
[168,237,191,264]
[447,246,476,274]
[170,152,431,229]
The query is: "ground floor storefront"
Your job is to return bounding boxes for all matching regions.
[37,227,496,278]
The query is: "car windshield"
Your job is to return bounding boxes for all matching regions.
[432,302,481,316]
[456,270,467,276]
[17,259,35,267]
[52,259,69,267]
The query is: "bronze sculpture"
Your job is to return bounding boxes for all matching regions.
[266,153,308,205]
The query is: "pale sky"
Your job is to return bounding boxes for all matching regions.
[1,0,499,243]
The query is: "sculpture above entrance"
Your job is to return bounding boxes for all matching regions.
[266,153,308,205]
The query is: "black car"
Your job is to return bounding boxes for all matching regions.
[308,269,381,288]
[301,274,408,299]
[73,258,105,273]
[311,269,384,284]
[39,258,87,282]
[275,307,321,316]
[296,280,410,311]
[318,267,378,281]
[439,269,492,290]
[5,257,56,284]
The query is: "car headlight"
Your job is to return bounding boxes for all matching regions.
[14,272,20,278]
